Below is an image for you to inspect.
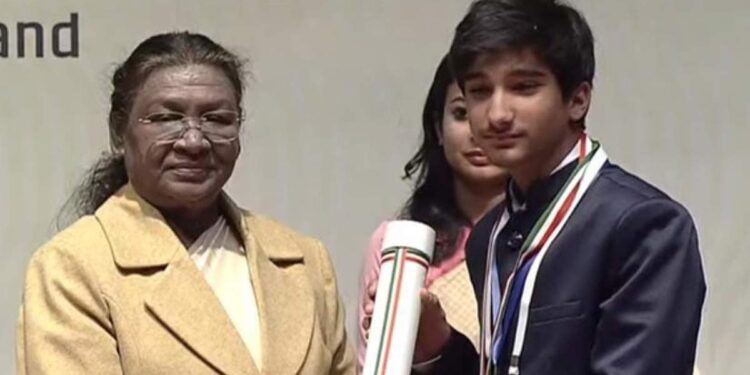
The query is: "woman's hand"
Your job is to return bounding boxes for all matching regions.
[361,281,377,341]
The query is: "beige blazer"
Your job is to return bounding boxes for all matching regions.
[17,185,355,375]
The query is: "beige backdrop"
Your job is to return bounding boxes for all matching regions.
[1,1,747,374]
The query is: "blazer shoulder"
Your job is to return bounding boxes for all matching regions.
[599,164,669,199]
[596,164,690,211]
[29,215,113,269]
[593,164,695,231]
[23,215,117,305]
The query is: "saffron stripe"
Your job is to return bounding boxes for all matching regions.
[377,249,407,375]
[382,247,431,264]
[405,253,430,269]
[371,248,404,374]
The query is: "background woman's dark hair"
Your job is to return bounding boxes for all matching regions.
[401,55,469,264]
[59,31,246,226]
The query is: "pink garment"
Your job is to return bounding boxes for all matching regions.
[356,221,470,370]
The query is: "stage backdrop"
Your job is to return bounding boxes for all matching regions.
[1,1,747,373]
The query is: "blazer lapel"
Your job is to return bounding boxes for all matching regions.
[236,211,315,374]
[145,253,259,375]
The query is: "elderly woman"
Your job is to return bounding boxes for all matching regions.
[17,32,354,375]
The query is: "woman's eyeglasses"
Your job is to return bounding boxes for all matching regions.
[137,110,242,145]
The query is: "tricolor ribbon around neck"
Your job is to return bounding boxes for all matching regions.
[478,134,608,375]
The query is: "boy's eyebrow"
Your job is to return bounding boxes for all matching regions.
[506,67,548,78]
[463,71,487,82]
[463,67,549,82]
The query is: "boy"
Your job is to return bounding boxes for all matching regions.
[415,1,706,374]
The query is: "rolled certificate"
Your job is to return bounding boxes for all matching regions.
[362,220,435,375]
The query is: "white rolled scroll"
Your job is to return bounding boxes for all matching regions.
[362,220,436,375]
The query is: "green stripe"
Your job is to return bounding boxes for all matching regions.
[382,246,431,264]
[518,141,600,256]
[372,248,404,374]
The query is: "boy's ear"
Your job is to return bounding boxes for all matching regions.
[567,82,592,123]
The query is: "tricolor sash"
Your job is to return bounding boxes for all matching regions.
[479,134,608,375]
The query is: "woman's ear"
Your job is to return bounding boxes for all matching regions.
[111,142,125,156]
[434,117,444,146]
[109,122,128,155]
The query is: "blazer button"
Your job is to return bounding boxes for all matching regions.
[507,231,524,250]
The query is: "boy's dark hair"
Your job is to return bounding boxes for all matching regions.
[449,0,595,100]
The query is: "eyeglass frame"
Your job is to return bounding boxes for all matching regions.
[135,109,244,146]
